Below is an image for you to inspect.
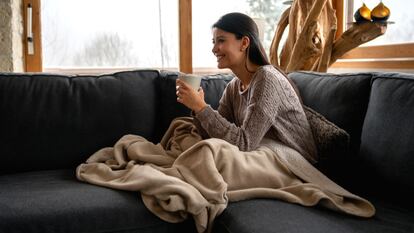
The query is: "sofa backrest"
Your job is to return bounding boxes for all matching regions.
[0,70,161,174]
[290,71,414,202]
[0,70,232,175]
[289,71,373,188]
[359,73,414,200]
[289,72,373,154]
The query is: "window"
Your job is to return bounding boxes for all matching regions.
[25,0,290,73]
[24,0,414,73]
[39,0,179,73]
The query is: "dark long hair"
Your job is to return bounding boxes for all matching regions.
[212,12,270,67]
[212,13,297,96]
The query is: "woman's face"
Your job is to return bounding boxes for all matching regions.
[212,28,246,70]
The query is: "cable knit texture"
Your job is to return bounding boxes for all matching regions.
[194,65,318,163]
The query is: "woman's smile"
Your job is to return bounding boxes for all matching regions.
[215,54,224,62]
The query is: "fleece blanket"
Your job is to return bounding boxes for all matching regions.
[76,117,375,233]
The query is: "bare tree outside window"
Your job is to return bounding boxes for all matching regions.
[41,1,71,67]
[245,0,285,53]
[73,33,138,67]
[41,0,178,70]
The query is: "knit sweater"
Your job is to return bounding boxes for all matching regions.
[194,65,318,163]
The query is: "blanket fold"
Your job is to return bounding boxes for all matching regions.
[77,117,375,233]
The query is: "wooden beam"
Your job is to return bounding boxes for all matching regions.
[22,0,42,72]
[179,0,192,73]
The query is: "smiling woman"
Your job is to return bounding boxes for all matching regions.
[192,0,287,73]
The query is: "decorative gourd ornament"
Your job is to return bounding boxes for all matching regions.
[371,1,390,22]
[354,3,372,22]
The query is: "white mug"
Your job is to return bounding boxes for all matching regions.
[179,74,201,91]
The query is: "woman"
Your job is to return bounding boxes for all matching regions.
[174,12,374,222]
[176,12,318,164]
[77,13,374,233]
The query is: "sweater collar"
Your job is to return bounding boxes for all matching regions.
[237,65,266,95]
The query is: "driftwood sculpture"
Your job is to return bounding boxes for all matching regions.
[270,0,387,72]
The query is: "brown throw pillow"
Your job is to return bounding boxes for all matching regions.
[303,105,350,161]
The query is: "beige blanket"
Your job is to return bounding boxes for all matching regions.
[76,117,375,233]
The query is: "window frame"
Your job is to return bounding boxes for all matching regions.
[23,0,414,73]
[179,0,192,73]
[23,0,42,72]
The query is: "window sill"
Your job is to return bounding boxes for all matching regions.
[42,67,232,76]
[331,59,414,70]
[43,67,179,75]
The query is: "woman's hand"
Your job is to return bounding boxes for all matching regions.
[176,79,207,113]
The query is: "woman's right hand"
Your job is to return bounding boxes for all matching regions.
[176,79,207,113]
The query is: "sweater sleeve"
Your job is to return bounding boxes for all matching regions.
[192,82,233,139]
[217,82,235,123]
[192,114,210,139]
[195,75,279,151]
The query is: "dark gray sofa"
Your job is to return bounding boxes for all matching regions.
[0,70,413,233]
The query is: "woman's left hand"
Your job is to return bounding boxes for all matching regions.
[176,79,207,113]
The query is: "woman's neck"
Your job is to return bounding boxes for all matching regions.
[236,71,253,90]
[232,62,261,90]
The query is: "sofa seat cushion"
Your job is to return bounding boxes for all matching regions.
[213,198,414,233]
[0,169,195,233]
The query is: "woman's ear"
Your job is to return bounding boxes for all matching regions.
[240,36,250,51]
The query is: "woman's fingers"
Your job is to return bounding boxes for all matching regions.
[176,78,206,111]
[176,79,191,91]
[176,79,194,97]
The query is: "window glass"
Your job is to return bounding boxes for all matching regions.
[348,0,414,45]
[41,0,178,69]
[192,0,288,69]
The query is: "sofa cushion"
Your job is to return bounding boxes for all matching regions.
[289,71,372,154]
[155,71,232,142]
[0,169,196,233]
[0,70,159,175]
[289,72,372,187]
[359,73,414,200]
[213,198,414,233]
[303,105,350,163]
